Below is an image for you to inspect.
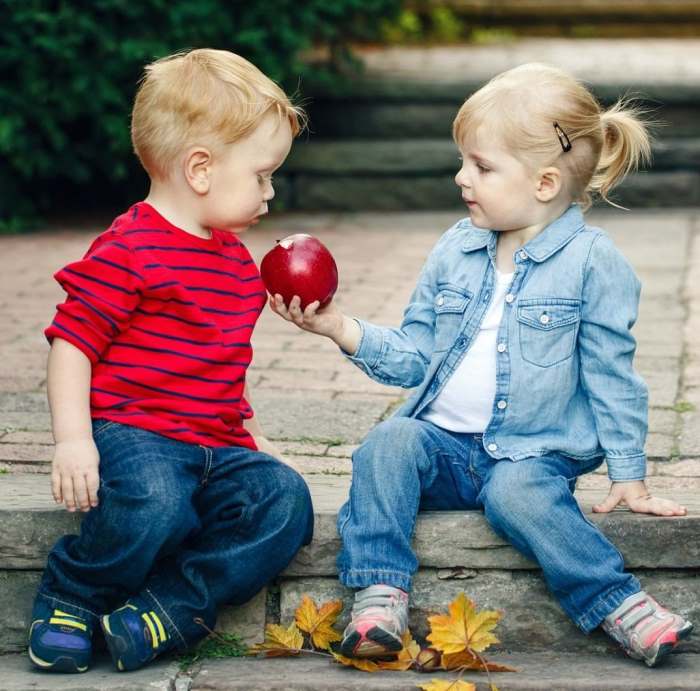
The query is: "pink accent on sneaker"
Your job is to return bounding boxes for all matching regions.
[602,591,693,667]
[340,585,409,659]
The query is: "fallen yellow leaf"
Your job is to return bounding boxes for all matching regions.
[441,649,516,673]
[417,679,477,691]
[294,594,343,651]
[427,592,501,655]
[376,631,421,671]
[331,651,381,672]
[250,622,304,657]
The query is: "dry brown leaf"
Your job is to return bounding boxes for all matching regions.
[376,631,422,671]
[427,592,501,655]
[294,595,343,650]
[250,622,304,657]
[441,650,516,673]
[331,651,381,672]
[417,680,477,691]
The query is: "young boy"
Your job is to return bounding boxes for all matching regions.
[28,48,313,674]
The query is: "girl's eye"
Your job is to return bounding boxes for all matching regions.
[257,174,273,185]
[476,164,490,173]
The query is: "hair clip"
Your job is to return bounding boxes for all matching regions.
[553,122,572,152]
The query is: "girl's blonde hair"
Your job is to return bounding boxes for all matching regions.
[131,48,305,180]
[452,63,651,210]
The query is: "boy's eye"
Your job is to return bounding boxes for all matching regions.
[257,174,273,185]
[476,163,490,173]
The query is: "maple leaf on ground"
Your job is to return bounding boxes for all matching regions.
[376,631,422,671]
[427,592,501,655]
[417,680,476,691]
[331,651,381,672]
[250,622,304,657]
[294,595,343,651]
[442,649,516,673]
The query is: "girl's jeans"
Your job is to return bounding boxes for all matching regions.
[337,417,641,633]
[34,420,314,649]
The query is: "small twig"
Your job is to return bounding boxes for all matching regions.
[253,646,334,659]
[193,617,237,647]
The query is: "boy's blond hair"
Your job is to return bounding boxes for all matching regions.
[132,48,304,180]
[453,63,651,209]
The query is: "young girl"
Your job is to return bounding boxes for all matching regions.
[271,63,693,667]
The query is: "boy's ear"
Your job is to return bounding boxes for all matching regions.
[535,166,563,202]
[183,147,213,195]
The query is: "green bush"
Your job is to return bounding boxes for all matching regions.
[0,0,401,231]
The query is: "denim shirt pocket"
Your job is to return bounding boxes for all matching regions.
[517,298,581,367]
[433,284,471,352]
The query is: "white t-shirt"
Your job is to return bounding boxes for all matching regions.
[421,270,514,433]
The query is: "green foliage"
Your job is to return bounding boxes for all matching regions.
[0,0,401,231]
[178,631,247,670]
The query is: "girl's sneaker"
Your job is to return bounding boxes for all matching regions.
[28,606,92,673]
[339,584,409,659]
[101,598,173,671]
[602,591,694,667]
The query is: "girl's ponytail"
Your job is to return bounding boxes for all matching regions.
[589,101,652,207]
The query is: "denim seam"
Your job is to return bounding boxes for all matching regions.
[199,445,213,486]
[37,591,100,619]
[144,587,188,648]
[575,581,642,632]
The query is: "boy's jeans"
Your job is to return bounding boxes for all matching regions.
[337,417,641,633]
[35,420,314,649]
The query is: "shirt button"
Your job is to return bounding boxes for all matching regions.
[519,250,527,260]
[437,296,444,306]
[487,443,498,452]
[497,400,507,410]
[456,337,467,349]
[540,314,550,325]
[497,342,506,353]
[505,293,515,304]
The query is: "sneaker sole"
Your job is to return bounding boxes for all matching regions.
[340,626,403,659]
[28,646,88,674]
[645,621,694,668]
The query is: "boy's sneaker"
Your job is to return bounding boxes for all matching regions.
[340,584,409,659]
[602,591,694,667]
[101,598,173,671]
[28,606,92,673]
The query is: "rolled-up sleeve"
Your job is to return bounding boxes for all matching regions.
[45,238,144,363]
[578,234,648,481]
[343,225,464,388]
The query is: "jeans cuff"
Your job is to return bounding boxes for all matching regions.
[36,591,100,626]
[339,568,412,593]
[574,579,642,633]
[141,588,188,650]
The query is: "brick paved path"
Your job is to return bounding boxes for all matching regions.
[1,208,699,495]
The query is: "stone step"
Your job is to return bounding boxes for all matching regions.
[2,649,699,691]
[1,474,698,658]
[275,138,700,210]
[304,81,700,139]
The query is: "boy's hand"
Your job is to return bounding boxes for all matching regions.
[51,438,100,513]
[593,480,687,516]
[255,435,304,475]
[269,294,345,340]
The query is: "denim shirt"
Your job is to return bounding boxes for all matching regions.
[346,204,648,482]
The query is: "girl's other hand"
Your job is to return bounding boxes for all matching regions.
[593,480,687,516]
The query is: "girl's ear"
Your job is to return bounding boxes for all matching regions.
[535,166,563,202]
[183,147,213,195]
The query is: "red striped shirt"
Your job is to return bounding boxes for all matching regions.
[45,202,266,449]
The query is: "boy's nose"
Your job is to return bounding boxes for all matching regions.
[454,168,469,188]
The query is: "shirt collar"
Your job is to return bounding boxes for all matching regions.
[461,204,585,262]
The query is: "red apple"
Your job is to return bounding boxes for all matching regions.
[260,233,338,310]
